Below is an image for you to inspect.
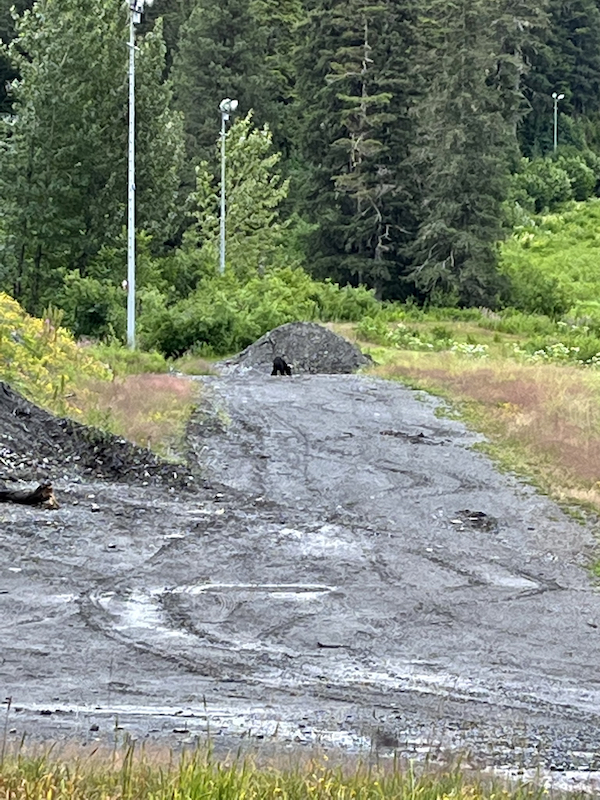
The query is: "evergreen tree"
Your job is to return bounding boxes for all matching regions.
[170,0,302,174]
[189,111,292,282]
[409,0,513,306]
[518,0,600,155]
[295,0,419,298]
[0,0,33,114]
[135,17,186,246]
[487,0,549,140]
[0,0,184,313]
[171,0,269,168]
[137,0,195,74]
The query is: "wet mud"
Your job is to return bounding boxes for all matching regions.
[2,372,600,784]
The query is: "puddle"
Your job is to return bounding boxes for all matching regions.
[11,700,371,750]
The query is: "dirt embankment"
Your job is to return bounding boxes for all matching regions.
[0,381,194,487]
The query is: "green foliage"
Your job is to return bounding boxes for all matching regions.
[0,291,110,412]
[556,153,596,201]
[0,751,552,800]
[509,151,600,215]
[408,0,514,307]
[191,112,293,280]
[500,199,600,313]
[138,267,378,356]
[170,0,274,169]
[57,272,126,341]
[135,17,186,245]
[294,0,418,297]
[509,158,573,212]
[503,261,573,318]
[88,343,168,376]
[0,0,183,315]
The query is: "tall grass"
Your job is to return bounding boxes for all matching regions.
[0,749,549,800]
[371,349,600,510]
[79,373,197,460]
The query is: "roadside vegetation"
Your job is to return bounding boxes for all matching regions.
[0,293,194,459]
[350,307,600,516]
[0,749,551,800]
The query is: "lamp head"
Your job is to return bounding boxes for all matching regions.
[219,98,239,115]
[130,0,153,22]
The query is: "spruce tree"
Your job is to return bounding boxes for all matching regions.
[171,0,269,168]
[295,0,419,298]
[409,0,513,306]
[170,0,301,171]
[0,0,33,113]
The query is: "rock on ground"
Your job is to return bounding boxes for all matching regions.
[223,322,371,374]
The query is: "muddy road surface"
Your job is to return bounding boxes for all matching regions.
[2,372,600,776]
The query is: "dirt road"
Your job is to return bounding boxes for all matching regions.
[2,371,600,776]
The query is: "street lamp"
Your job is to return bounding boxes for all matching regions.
[219,98,238,275]
[126,0,153,350]
[552,91,565,153]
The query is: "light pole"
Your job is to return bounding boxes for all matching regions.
[552,91,565,153]
[126,0,153,350]
[219,98,238,275]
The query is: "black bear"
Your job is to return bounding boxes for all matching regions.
[271,356,292,376]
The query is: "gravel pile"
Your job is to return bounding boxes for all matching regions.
[224,322,372,374]
[0,381,192,487]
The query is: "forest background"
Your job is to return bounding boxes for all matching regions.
[2,0,600,357]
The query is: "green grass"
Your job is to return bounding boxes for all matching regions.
[0,749,553,800]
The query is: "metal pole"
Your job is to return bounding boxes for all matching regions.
[553,96,558,152]
[219,111,227,275]
[127,11,136,349]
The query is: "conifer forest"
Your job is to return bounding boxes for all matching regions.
[1,0,600,353]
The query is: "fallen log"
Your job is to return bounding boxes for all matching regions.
[0,482,59,509]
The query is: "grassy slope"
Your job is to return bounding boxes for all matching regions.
[500,198,600,312]
[0,293,195,458]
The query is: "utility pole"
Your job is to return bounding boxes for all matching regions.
[127,7,137,349]
[126,0,154,349]
[219,98,238,275]
[552,91,565,153]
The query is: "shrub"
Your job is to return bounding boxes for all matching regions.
[555,154,596,201]
[138,268,382,357]
[504,265,573,318]
[510,157,572,212]
[89,343,169,376]
[0,292,110,413]
[58,271,126,340]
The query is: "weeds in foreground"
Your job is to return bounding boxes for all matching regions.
[0,749,550,800]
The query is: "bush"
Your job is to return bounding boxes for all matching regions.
[504,264,573,318]
[500,199,600,314]
[510,158,572,213]
[57,272,126,340]
[0,292,111,413]
[555,154,596,201]
[89,343,168,376]
[138,268,382,357]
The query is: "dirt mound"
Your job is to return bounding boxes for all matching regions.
[0,382,193,487]
[226,322,372,374]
